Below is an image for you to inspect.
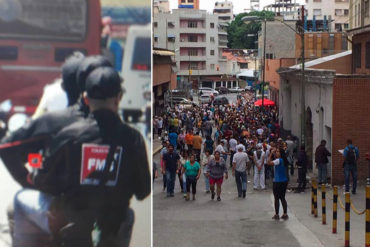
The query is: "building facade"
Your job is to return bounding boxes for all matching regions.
[263,0,301,20]
[305,0,350,31]
[178,0,199,9]
[347,0,370,74]
[153,49,177,115]
[213,0,234,23]
[153,0,170,14]
[153,9,228,90]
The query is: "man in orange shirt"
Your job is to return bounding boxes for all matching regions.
[192,132,203,161]
[185,130,194,156]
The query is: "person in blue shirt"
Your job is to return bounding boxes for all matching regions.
[267,148,289,220]
[168,128,178,150]
[343,139,360,194]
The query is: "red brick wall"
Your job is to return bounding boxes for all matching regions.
[311,54,352,74]
[353,31,370,75]
[266,58,297,90]
[332,77,370,185]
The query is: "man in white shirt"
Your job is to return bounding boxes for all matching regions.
[253,144,266,190]
[232,144,249,198]
[229,135,238,169]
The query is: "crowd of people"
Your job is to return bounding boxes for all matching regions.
[154,91,306,220]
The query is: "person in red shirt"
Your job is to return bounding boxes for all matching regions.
[185,130,194,156]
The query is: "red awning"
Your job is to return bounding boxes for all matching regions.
[254,99,275,106]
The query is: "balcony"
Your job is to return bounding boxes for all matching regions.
[218,28,227,35]
[179,55,207,61]
[179,41,207,47]
[180,28,206,34]
[218,56,227,61]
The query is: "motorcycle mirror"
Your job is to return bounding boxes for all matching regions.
[0,99,12,112]
[7,113,28,133]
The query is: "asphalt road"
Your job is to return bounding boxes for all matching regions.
[153,152,324,247]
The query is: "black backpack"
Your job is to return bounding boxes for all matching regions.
[345,147,356,165]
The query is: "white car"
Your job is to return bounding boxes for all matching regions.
[119,25,151,123]
[199,95,211,104]
[229,87,244,93]
[198,87,219,96]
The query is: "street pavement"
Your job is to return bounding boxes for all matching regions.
[153,151,368,247]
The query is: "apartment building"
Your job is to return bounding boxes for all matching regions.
[305,0,350,31]
[347,0,370,74]
[153,0,170,14]
[263,0,301,20]
[213,0,234,23]
[178,0,199,9]
[153,9,227,89]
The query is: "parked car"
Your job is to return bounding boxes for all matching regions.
[199,95,211,104]
[198,87,219,96]
[215,87,229,94]
[213,96,229,106]
[229,87,244,93]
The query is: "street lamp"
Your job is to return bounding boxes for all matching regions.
[242,16,267,111]
[242,11,306,147]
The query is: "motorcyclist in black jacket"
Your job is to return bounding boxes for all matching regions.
[28,67,151,246]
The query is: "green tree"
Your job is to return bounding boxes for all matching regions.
[227,11,275,49]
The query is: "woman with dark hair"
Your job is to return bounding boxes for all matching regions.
[206,151,228,201]
[267,148,289,220]
[204,135,214,154]
[181,154,201,201]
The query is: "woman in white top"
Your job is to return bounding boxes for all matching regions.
[179,151,189,198]
[201,149,214,193]
[253,144,266,190]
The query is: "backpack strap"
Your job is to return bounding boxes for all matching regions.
[99,143,118,186]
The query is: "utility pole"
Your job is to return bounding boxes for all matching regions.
[261,19,267,111]
[300,5,306,147]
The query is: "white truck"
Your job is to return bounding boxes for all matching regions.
[119,25,151,123]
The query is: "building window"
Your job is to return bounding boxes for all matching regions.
[335,9,343,16]
[181,0,185,2]
[313,9,322,16]
[210,23,215,28]
[188,0,194,2]
[188,21,197,28]
[335,0,349,2]
[313,0,321,2]
[154,22,158,28]
[366,43,370,69]
[344,23,349,29]
[210,36,215,42]
[265,53,274,59]
[211,64,215,70]
[168,22,175,28]
[335,23,342,31]
[366,0,370,17]
[353,43,362,69]
[168,37,175,42]
[188,35,198,42]
[232,63,236,71]
[188,48,198,56]
[154,37,158,42]
[189,62,198,70]
[210,50,215,56]
[344,9,349,16]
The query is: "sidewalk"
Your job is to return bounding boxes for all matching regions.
[287,169,367,247]
[152,135,162,155]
